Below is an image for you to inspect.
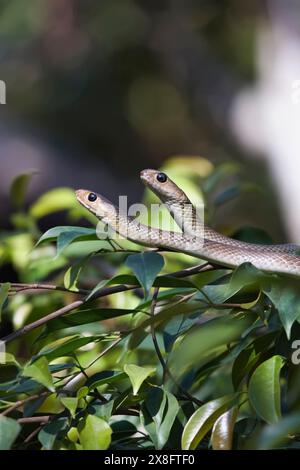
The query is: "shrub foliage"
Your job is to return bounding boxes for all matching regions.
[1,162,300,450]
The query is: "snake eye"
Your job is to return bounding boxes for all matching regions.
[88,192,97,202]
[156,172,167,183]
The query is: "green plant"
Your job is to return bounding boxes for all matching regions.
[1,159,300,450]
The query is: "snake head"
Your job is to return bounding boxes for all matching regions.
[75,189,115,219]
[140,168,187,203]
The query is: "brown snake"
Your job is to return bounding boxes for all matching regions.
[76,172,300,277]
[140,169,300,255]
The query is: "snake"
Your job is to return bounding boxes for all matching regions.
[140,169,300,255]
[75,177,300,277]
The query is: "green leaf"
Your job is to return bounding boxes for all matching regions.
[124,364,156,395]
[203,162,240,193]
[37,226,95,244]
[87,371,127,391]
[142,388,179,449]
[77,386,89,400]
[78,415,112,450]
[211,406,238,450]
[170,312,257,378]
[0,416,21,450]
[0,283,10,321]
[126,252,164,297]
[248,355,285,424]
[64,255,91,291]
[36,226,97,257]
[227,264,300,339]
[85,279,111,301]
[22,357,55,392]
[182,395,236,450]
[10,171,37,209]
[38,417,68,450]
[30,188,77,219]
[227,262,268,298]
[263,279,300,339]
[89,400,114,422]
[44,309,131,334]
[36,336,100,362]
[255,412,300,449]
[214,185,241,207]
[56,231,96,258]
[60,397,78,418]
[232,331,278,390]
[214,182,262,207]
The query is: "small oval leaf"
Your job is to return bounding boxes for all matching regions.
[248,355,284,424]
[181,395,236,450]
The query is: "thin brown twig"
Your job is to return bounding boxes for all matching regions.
[1,392,49,417]
[63,336,123,392]
[24,425,43,444]
[5,283,89,296]
[150,287,203,407]
[18,416,50,424]
[1,262,217,344]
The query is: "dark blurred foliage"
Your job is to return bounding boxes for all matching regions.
[0,0,287,242]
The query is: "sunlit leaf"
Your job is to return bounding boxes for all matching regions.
[60,397,78,418]
[248,355,285,424]
[78,415,112,450]
[124,364,156,395]
[182,395,236,450]
[30,188,77,219]
[211,406,238,450]
[22,357,55,392]
[36,226,97,257]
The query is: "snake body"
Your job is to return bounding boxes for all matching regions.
[140,169,300,255]
[76,184,300,277]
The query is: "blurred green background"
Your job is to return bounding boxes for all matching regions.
[0,0,288,239]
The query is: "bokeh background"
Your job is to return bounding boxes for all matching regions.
[0,0,299,241]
